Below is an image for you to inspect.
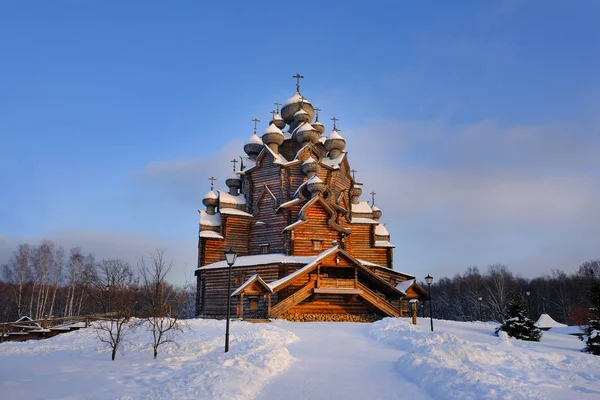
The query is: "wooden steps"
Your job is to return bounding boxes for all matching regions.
[270,280,316,318]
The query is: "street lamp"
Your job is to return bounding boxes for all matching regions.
[224,248,238,353]
[478,296,483,321]
[525,289,532,319]
[425,274,434,332]
[105,284,111,313]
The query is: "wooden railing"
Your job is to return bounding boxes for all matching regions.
[357,283,401,317]
[319,278,356,289]
[270,281,317,318]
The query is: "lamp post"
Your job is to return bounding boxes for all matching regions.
[478,296,483,321]
[525,289,532,319]
[425,274,434,332]
[224,248,238,353]
[105,284,111,314]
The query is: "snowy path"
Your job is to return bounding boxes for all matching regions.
[257,321,428,400]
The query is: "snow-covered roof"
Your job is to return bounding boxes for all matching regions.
[245,133,262,145]
[199,210,221,226]
[283,219,307,232]
[263,123,284,135]
[227,174,241,181]
[395,279,415,294]
[268,246,339,291]
[303,156,316,165]
[318,136,326,144]
[352,201,373,214]
[218,191,247,205]
[307,175,323,184]
[277,198,302,211]
[263,144,288,164]
[197,253,316,271]
[374,240,395,248]
[219,208,253,217]
[535,313,568,329]
[273,113,283,121]
[298,122,315,132]
[231,274,273,296]
[371,205,380,212]
[327,129,345,140]
[351,218,379,224]
[284,92,311,106]
[320,153,345,169]
[375,224,389,236]
[357,259,415,278]
[204,190,218,200]
[199,231,224,239]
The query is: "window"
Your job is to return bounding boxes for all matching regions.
[312,240,323,251]
[259,244,269,254]
[249,298,258,311]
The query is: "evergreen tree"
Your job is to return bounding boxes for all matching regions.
[495,297,542,341]
[580,276,600,355]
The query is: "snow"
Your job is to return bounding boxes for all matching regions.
[284,92,311,106]
[375,223,389,236]
[218,190,247,205]
[0,319,297,400]
[302,156,316,165]
[350,217,379,224]
[307,175,323,184]
[263,123,284,135]
[219,208,253,217]
[199,230,224,239]
[352,201,373,214]
[204,190,218,200]
[263,144,288,164]
[294,109,309,117]
[297,122,315,132]
[199,210,221,226]
[231,274,273,296]
[3,318,600,400]
[277,198,301,211]
[396,279,415,293]
[197,253,316,271]
[320,152,345,169]
[357,259,415,278]
[245,133,263,145]
[282,219,306,232]
[536,313,569,329]
[374,240,395,248]
[327,129,345,140]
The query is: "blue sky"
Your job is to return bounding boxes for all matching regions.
[1,1,599,283]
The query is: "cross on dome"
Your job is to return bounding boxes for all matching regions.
[370,191,377,206]
[274,101,282,113]
[315,107,321,121]
[331,117,339,130]
[208,176,216,190]
[293,73,304,92]
[350,169,357,180]
[269,110,277,119]
[251,118,261,133]
[231,159,238,172]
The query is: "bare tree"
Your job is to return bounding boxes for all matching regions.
[485,264,515,322]
[139,249,181,359]
[93,313,134,361]
[3,244,31,318]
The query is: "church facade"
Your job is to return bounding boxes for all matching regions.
[195,76,427,321]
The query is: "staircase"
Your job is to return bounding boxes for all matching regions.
[357,283,401,317]
[269,280,317,318]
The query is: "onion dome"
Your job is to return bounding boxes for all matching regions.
[244,133,263,160]
[225,174,241,190]
[203,190,218,208]
[301,156,320,177]
[312,120,325,134]
[271,113,286,129]
[375,222,389,236]
[371,205,382,220]
[294,109,311,123]
[325,129,346,159]
[262,122,284,148]
[350,185,362,204]
[306,175,326,197]
[296,122,320,144]
[281,92,314,123]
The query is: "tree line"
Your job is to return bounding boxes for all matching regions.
[423,260,600,325]
[0,240,195,323]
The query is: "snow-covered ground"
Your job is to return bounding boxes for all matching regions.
[1,317,599,399]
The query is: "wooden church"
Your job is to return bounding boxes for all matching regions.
[195,75,428,321]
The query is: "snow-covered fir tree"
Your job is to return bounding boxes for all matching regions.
[581,276,600,355]
[495,297,542,342]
